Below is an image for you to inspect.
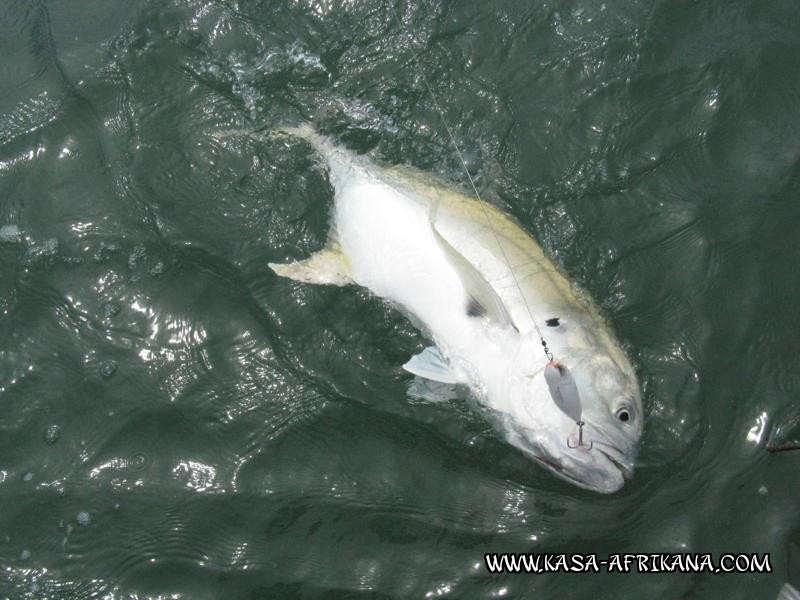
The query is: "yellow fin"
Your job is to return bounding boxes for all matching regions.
[269,243,352,286]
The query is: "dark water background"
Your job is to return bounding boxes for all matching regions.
[1,1,799,598]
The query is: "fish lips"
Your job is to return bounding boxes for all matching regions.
[580,422,638,480]
[530,438,635,493]
[509,424,636,493]
[593,442,636,480]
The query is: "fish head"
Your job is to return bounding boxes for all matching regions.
[504,344,643,493]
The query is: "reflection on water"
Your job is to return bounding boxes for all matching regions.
[0,0,798,598]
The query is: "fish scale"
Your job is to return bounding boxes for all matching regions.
[270,126,642,493]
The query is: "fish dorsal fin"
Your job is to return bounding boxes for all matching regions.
[268,242,352,286]
[403,346,463,384]
[431,225,517,330]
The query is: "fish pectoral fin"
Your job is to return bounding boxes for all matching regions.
[402,346,463,384]
[431,225,517,330]
[268,244,352,286]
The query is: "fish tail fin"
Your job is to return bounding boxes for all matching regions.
[276,123,338,156]
[277,123,316,141]
[208,122,327,151]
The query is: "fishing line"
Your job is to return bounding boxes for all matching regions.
[391,5,554,362]
[390,7,590,452]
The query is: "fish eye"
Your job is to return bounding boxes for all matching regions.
[614,404,633,423]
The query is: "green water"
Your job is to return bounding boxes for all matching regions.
[1,0,799,598]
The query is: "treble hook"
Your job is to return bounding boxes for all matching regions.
[567,420,592,450]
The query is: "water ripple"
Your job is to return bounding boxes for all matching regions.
[0,0,798,598]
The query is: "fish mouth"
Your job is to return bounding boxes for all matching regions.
[594,444,634,479]
[533,440,633,489]
[520,427,634,491]
[533,452,624,493]
[581,423,636,479]
[532,454,586,486]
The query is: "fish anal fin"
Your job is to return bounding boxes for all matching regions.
[269,244,352,286]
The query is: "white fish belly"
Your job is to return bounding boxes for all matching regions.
[272,128,643,494]
[332,167,491,351]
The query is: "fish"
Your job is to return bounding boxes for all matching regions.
[269,125,643,493]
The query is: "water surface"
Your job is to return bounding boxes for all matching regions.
[1,1,799,598]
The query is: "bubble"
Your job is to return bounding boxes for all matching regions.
[0,225,21,243]
[93,242,120,263]
[23,472,33,482]
[128,245,146,270]
[103,303,120,318]
[26,237,59,262]
[35,238,59,255]
[100,361,116,377]
[44,424,60,445]
[76,511,91,526]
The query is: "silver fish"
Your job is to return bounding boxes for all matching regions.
[270,126,642,493]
